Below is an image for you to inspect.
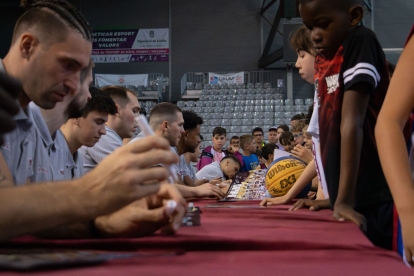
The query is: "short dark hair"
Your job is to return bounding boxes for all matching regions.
[269,128,277,132]
[262,143,277,161]
[252,127,264,135]
[182,110,203,131]
[279,131,294,146]
[221,155,241,169]
[230,136,239,141]
[82,87,117,118]
[291,114,305,121]
[240,134,254,150]
[101,86,136,108]
[387,62,396,78]
[13,0,92,46]
[213,127,226,137]
[277,125,290,132]
[149,102,182,128]
[290,26,315,55]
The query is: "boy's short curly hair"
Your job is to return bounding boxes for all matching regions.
[291,119,307,133]
[279,131,294,147]
[213,127,226,137]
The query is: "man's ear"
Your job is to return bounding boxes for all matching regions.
[161,121,168,131]
[115,104,121,117]
[349,5,364,26]
[72,118,80,125]
[183,130,189,140]
[19,33,38,59]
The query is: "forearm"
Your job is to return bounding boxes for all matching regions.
[183,175,196,187]
[376,117,414,213]
[175,184,196,198]
[285,160,317,200]
[316,180,325,200]
[0,179,98,240]
[336,122,363,206]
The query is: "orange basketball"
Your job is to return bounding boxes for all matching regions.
[265,157,307,197]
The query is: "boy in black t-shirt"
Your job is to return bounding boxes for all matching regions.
[299,0,393,249]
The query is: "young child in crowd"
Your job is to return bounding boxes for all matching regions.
[261,143,278,169]
[278,131,295,153]
[291,119,307,146]
[291,122,313,164]
[376,24,414,261]
[197,127,243,170]
[195,155,241,182]
[267,127,278,145]
[299,0,393,250]
[276,125,289,150]
[239,134,260,172]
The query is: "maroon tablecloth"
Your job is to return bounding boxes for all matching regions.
[1,200,411,275]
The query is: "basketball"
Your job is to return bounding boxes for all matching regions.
[265,156,311,197]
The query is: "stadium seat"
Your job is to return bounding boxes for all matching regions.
[221,119,231,126]
[235,100,245,107]
[245,106,254,112]
[242,119,251,126]
[263,82,272,89]
[284,99,292,105]
[264,118,273,125]
[275,112,284,118]
[285,112,296,118]
[186,101,195,107]
[284,118,291,124]
[241,126,252,133]
[247,83,254,89]
[226,100,236,106]
[253,118,262,126]
[243,113,254,119]
[203,107,214,113]
[236,95,246,100]
[210,119,221,127]
[295,99,304,105]
[305,98,313,105]
[237,83,245,89]
[295,105,304,111]
[254,83,263,89]
[213,107,224,113]
[264,99,274,106]
[204,84,212,90]
[229,83,237,89]
[223,112,233,119]
[193,107,203,113]
[214,101,225,107]
[208,126,216,133]
[234,106,244,112]
[255,94,265,100]
[195,101,205,107]
[230,126,240,133]
[264,112,274,119]
[195,83,203,90]
[231,119,242,127]
[245,100,255,106]
[254,100,264,106]
[211,84,219,89]
[275,99,284,106]
[254,112,264,119]
[204,101,214,107]
[264,106,274,112]
[275,118,285,125]
[255,106,265,112]
[285,105,295,112]
[177,101,185,107]
[245,95,254,100]
[224,106,235,113]
[275,105,285,112]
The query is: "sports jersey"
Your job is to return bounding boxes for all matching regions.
[315,26,392,209]
[240,154,259,172]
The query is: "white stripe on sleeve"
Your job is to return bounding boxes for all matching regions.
[343,62,380,84]
[344,68,378,88]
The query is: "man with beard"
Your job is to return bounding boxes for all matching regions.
[29,60,93,182]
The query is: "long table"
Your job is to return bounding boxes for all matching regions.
[1,200,411,275]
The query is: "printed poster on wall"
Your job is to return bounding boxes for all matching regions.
[95,74,148,87]
[92,28,169,63]
[208,72,244,85]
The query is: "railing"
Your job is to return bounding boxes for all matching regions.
[181,70,286,96]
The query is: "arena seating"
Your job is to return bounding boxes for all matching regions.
[176,83,313,151]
